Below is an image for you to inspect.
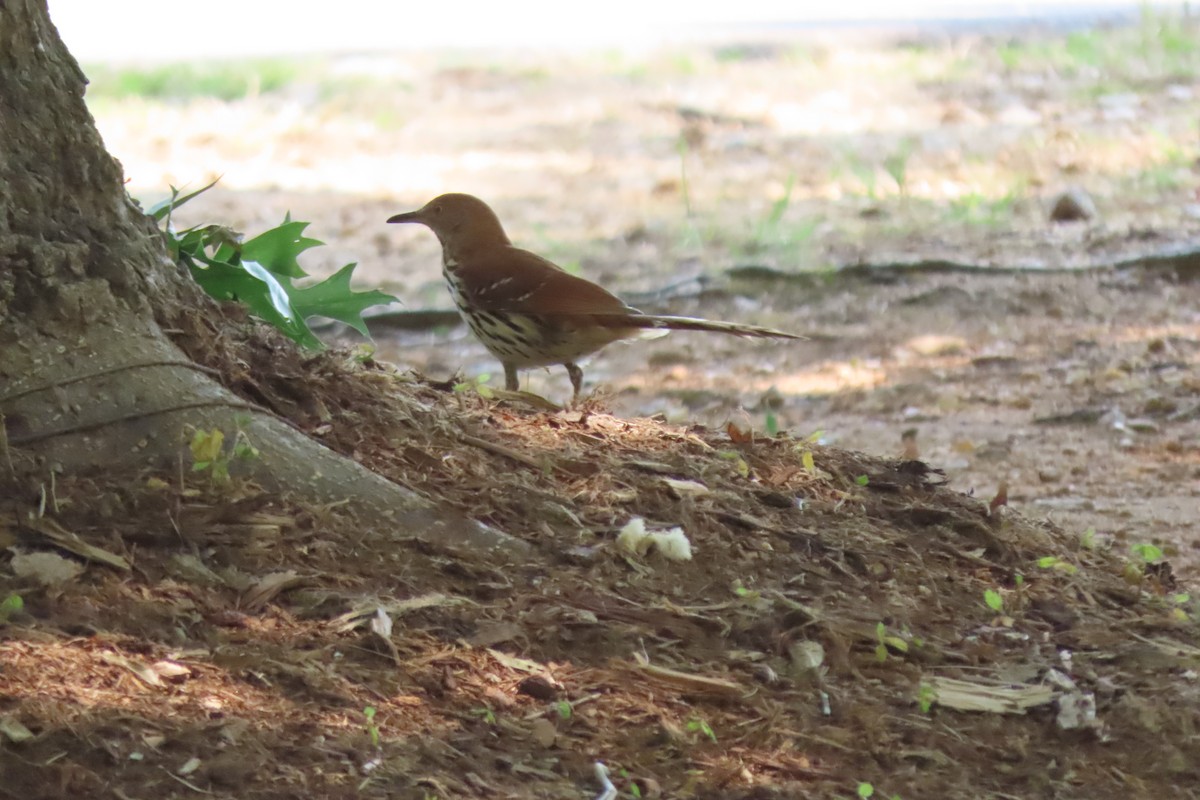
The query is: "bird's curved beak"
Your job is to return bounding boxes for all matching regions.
[386,209,422,224]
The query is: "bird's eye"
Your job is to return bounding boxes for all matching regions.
[432,205,443,215]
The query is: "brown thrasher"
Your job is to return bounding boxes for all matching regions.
[387,193,803,398]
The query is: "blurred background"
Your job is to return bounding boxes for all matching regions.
[51,1,1198,288]
[51,0,1199,290]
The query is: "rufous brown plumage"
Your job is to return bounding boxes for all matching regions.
[388,193,802,398]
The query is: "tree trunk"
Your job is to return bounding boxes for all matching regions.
[0,0,525,556]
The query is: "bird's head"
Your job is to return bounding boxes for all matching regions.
[387,193,510,255]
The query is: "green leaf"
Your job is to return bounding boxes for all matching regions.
[243,260,299,321]
[858,783,875,799]
[287,262,398,336]
[160,202,395,348]
[241,219,323,278]
[232,435,260,461]
[190,429,225,464]
[984,589,1004,612]
[186,256,321,349]
[917,683,936,714]
[764,411,778,436]
[1080,526,1097,550]
[1131,543,1164,563]
[855,474,869,486]
[686,718,717,742]
[147,176,220,222]
[0,593,24,621]
[1035,556,1077,574]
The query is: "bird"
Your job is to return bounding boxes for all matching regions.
[387,193,803,399]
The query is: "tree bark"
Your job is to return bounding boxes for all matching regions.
[0,0,526,556]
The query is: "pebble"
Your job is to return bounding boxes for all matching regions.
[1049,187,1097,222]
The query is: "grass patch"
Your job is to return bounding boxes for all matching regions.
[995,8,1200,87]
[85,58,306,102]
[946,189,1022,227]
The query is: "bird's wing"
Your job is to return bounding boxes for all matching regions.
[455,246,636,316]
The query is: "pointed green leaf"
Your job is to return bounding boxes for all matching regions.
[242,260,298,319]
[286,262,399,336]
[147,176,221,222]
[241,220,323,278]
[186,256,322,349]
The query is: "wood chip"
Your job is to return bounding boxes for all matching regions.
[632,663,745,698]
[661,477,710,497]
[0,716,34,743]
[101,651,165,688]
[241,571,307,610]
[329,593,470,632]
[926,676,1055,714]
[19,517,129,571]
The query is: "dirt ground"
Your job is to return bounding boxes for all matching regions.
[4,16,1200,800]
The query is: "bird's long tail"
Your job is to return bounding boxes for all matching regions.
[592,313,805,340]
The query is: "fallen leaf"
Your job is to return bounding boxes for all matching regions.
[989,481,1009,515]
[10,550,83,585]
[101,651,164,688]
[241,570,307,610]
[0,716,34,743]
[529,718,557,748]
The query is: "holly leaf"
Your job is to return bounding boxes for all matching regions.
[286,262,399,336]
[241,219,322,279]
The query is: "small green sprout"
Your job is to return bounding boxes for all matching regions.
[1080,527,1097,550]
[686,718,717,743]
[0,593,23,623]
[917,683,936,714]
[984,589,1004,612]
[363,706,380,748]
[874,622,909,663]
[453,373,494,399]
[189,427,259,485]
[1131,543,1164,563]
[718,450,751,478]
[1036,556,1077,574]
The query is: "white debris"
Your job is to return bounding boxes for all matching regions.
[616,517,693,561]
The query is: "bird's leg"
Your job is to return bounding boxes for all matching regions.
[503,363,520,392]
[565,362,583,400]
